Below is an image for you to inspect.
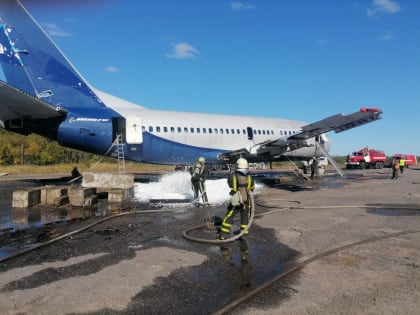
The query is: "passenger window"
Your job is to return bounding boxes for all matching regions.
[170,127,175,133]
[226,129,229,134]
[177,127,181,133]
[164,127,168,133]
[220,129,224,134]
[209,128,213,134]
[156,126,161,132]
[258,130,261,135]
[214,128,218,134]
[197,128,201,133]
[184,127,188,133]
[142,126,145,132]
[190,127,194,133]
[203,128,207,134]
[149,126,153,132]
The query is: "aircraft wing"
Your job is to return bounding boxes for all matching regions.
[219,108,383,162]
[0,81,66,123]
[288,107,383,140]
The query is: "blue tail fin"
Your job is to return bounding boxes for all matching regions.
[0,0,105,113]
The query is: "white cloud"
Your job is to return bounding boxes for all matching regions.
[165,42,199,59]
[105,66,118,73]
[367,0,401,17]
[230,2,256,11]
[42,23,72,37]
[376,30,396,42]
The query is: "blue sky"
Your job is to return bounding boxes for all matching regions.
[21,0,420,156]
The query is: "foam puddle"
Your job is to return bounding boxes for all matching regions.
[133,171,230,206]
[133,171,264,207]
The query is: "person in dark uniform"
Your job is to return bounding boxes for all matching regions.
[310,157,319,179]
[219,158,255,240]
[190,157,210,207]
[391,158,399,179]
[71,166,81,179]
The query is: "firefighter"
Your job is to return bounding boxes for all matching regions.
[391,158,400,179]
[190,157,210,207]
[310,157,319,179]
[218,158,255,240]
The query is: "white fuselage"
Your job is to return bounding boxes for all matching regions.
[95,89,330,164]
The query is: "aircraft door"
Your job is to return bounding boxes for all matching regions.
[112,117,126,143]
[126,116,143,144]
[247,127,253,140]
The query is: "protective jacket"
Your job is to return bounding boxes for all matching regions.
[219,169,255,238]
[190,160,209,206]
[190,161,207,182]
[228,169,254,203]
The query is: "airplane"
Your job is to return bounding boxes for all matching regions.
[0,0,382,167]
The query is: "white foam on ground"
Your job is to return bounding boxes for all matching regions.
[133,171,263,206]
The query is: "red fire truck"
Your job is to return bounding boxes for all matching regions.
[391,154,418,167]
[345,147,387,169]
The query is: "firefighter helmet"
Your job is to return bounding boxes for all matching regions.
[236,158,248,169]
[198,157,205,163]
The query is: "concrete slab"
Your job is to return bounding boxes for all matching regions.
[68,187,96,207]
[82,172,134,189]
[12,188,41,208]
[40,186,68,205]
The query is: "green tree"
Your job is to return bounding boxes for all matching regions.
[0,129,100,166]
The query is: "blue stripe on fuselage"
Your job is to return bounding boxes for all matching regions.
[124,132,227,165]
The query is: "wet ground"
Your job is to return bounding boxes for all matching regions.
[0,167,419,314]
[0,170,304,314]
[0,169,349,242]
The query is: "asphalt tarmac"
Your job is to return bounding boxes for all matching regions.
[0,167,419,314]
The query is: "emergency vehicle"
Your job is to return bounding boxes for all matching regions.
[391,154,418,167]
[345,147,387,169]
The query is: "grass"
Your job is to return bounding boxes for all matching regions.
[0,162,174,175]
[0,158,348,175]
